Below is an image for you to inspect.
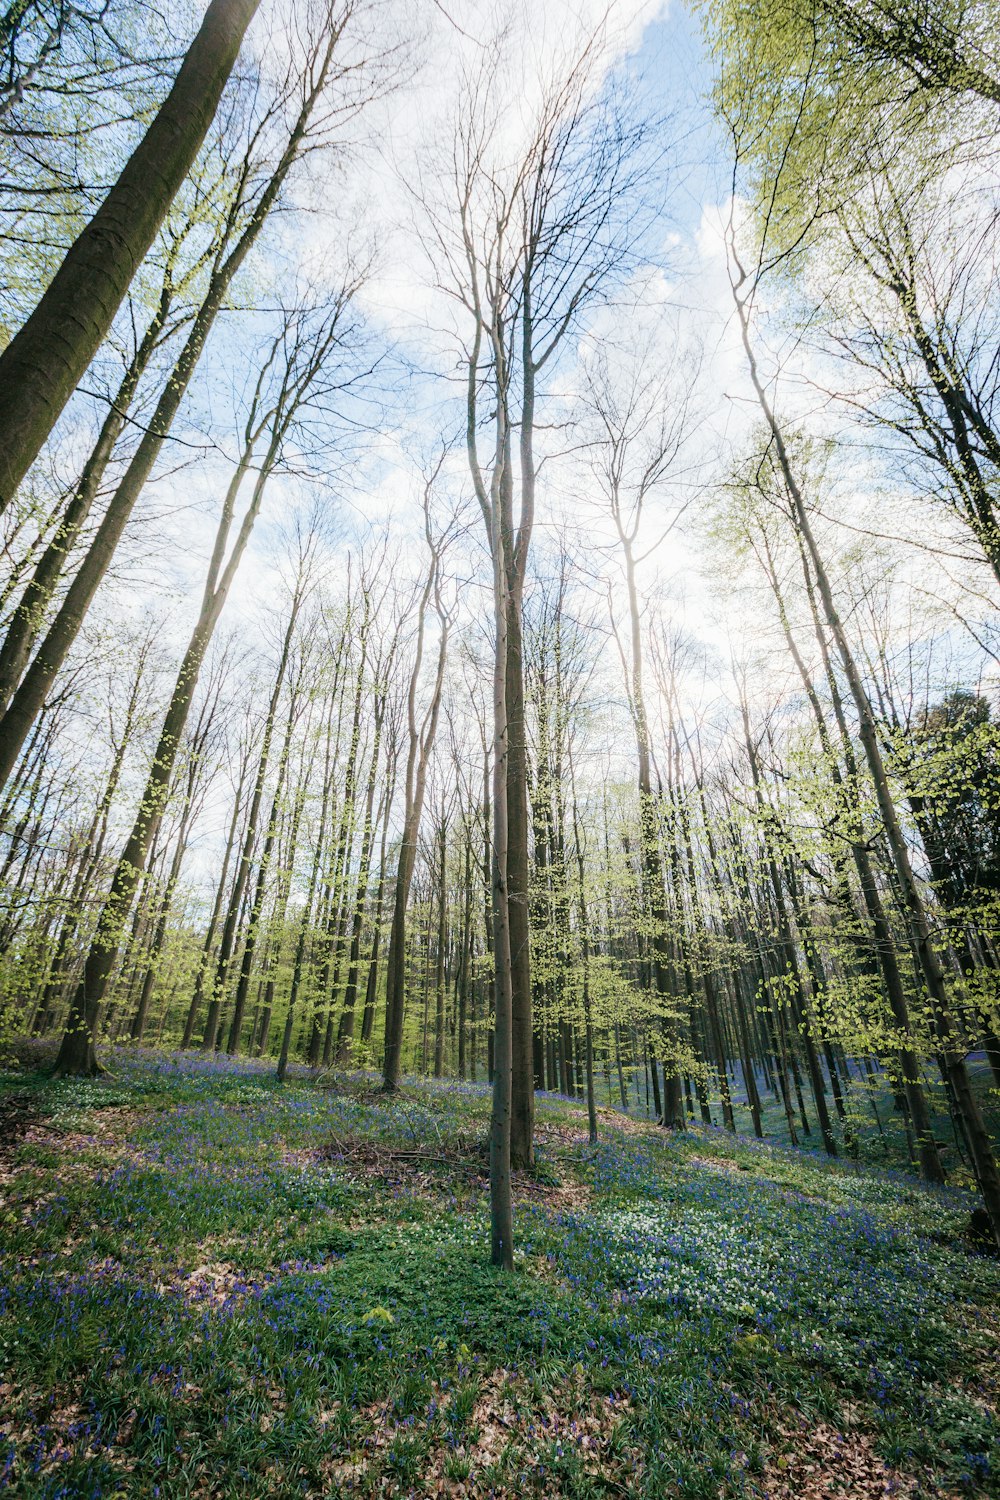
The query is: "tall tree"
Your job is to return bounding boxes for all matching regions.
[582,339,693,1126]
[441,22,650,1170]
[381,496,452,1091]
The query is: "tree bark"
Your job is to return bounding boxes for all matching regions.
[0,0,260,510]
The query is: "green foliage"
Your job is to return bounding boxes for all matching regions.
[0,1055,997,1496]
[698,0,990,262]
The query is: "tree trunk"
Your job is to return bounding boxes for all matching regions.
[489,532,515,1269]
[181,753,248,1048]
[0,0,260,510]
[277,716,338,1084]
[129,817,191,1044]
[504,592,534,1164]
[734,282,1000,1244]
[214,605,299,1046]
[52,411,280,1074]
[226,672,300,1055]
[360,785,394,1046]
[381,544,449,1090]
[765,524,944,1181]
[433,817,447,1078]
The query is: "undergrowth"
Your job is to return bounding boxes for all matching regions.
[0,1047,996,1498]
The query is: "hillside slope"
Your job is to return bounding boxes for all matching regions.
[0,1051,997,1498]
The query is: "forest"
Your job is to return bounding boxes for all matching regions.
[0,0,999,1496]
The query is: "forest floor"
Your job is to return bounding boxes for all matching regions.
[0,1050,998,1500]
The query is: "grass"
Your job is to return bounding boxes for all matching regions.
[0,1047,997,1498]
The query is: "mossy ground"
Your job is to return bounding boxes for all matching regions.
[0,1048,997,1498]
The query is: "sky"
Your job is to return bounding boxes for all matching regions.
[125,0,736,637]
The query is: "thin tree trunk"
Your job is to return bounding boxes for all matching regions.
[489,526,515,1269]
[571,790,598,1144]
[734,279,1000,1244]
[276,718,338,1085]
[226,669,301,1055]
[360,776,394,1047]
[129,811,192,1044]
[213,604,300,1050]
[760,519,944,1180]
[382,537,449,1091]
[52,400,284,1074]
[433,817,447,1078]
[181,752,248,1048]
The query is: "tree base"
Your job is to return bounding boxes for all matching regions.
[970,1207,1000,1257]
[50,1036,104,1078]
